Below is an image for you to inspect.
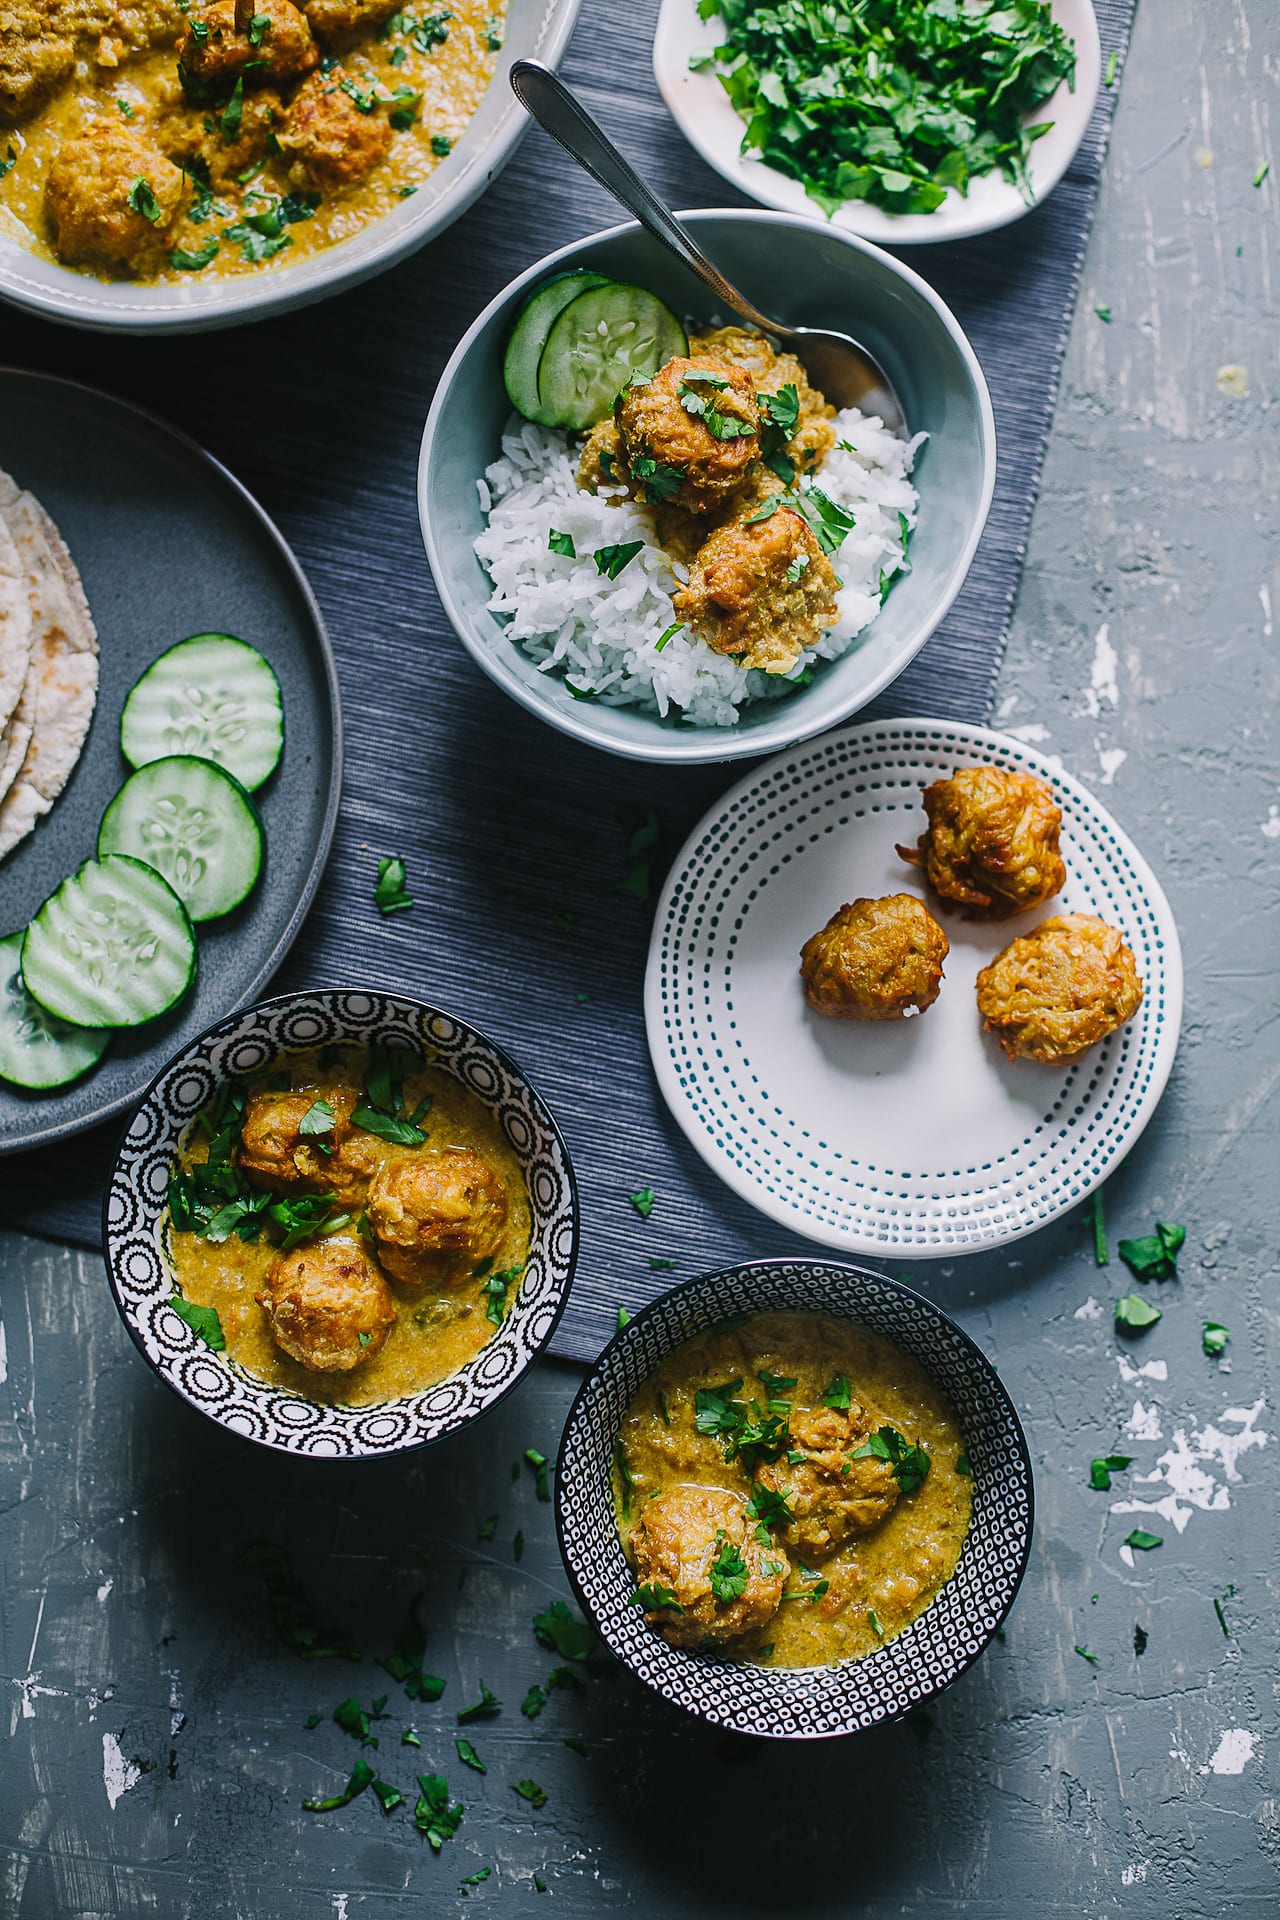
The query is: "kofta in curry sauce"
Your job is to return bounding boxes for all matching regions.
[165,1043,531,1405]
[614,1312,971,1668]
[0,0,506,282]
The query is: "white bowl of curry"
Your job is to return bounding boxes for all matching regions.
[0,0,582,331]
[557,1259,1032,1737]
[105,987,578,1454]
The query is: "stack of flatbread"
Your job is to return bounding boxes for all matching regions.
[0,470,99,863]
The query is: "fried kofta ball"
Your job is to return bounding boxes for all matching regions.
[975,912,1144,1065]
[303,0,401,34]
[753,1403,901,1560]
[800,893,949,1021]
[237,1088,382,1207]
[628,1484,786,1651]
[615,355,760,516]
[674,504,839,675]
[278,66,393,191]
[258,1237,397,1372]
[364,1146,507,1286]
[177,0,318,93]
[898,765,1066,919]
[158,87,286,191]
[45,124,189,273]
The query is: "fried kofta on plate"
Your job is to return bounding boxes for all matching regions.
[975,912,1144,1064]
[800,892,949,1021]
[899,765,1066,919]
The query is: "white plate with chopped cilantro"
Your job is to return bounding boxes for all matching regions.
[654,0,1102,245]
[645,718,1183,1256]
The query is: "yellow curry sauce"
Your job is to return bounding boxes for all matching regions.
[0,0,505,283]
[614,1311,972,1668]
[167,1046,531,1406]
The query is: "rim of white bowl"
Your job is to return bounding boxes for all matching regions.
[418,207,997,765]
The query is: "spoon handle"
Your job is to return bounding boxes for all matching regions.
[509,60,778,336]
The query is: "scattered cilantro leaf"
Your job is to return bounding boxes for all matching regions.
[1074,1645,1100,1665]
[512,1778,548,1809]
[455,1737,486,1773]
[461,1866,491,1887]
[1087,1185,1110,1265]
[611,806,660,899]
[1104,49,1118,86]
[655,621,683,652]
[220,77,244,142]
[303,1757,375,1810]
[649,1257,676,1271]
[629,1187,655,1218]
[1124,1529,1163,1552]
[617,1306,633,1331]
[379,1601,444,1701]
[117,97,136,118]
[1089,1454,1133,1491]
[371,1778,403,1813]
[630,454,688,502]
[1118,1220,1185,1282]
[955,1451,972,1477]
[414,1773,463,1848]
[821,1374,851,1411]
[866,1607,885,1638]
[350,1106,425,1147]
[403,1728,421,1746]
[299,1097,336,1139]
[525,1447,550,1501]
[594,540,645,580]
[1095,305,1112,323]
[1254,162,1270,187]
[521,1684,547,1719]
[1214,1589,1233,1638]
[708,1531,749,1603]
[170,237,219,271]
[531,1600,598,1661]
[745,1483,794,1541]
[127,177,163,224]
[851,1425,931,1496]
[1202,1320,1229,1357]
[632,1580,683,1612]
[0,145,16,180]
[456,1682,501,1724]
[374,854,414,916]
[1115,1292,1162,1333]
[482,1267,520,1326]
[548,528,575,557]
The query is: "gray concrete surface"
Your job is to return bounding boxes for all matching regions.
[2,0,1277,1914]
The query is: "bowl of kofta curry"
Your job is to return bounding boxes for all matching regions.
[104,988,578,1454]
[0,0,582,328]
[557,1260,1033,1737]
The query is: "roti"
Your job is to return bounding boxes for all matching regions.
[0,496,33,734]
[0,670,37,807]
[0,473,99,862]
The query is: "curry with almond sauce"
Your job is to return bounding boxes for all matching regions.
[166,1043,531,1407]
[614,1311,971,1668]
[0,0,505,283]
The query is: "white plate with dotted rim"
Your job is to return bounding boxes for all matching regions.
[644,718,1182,1257]
[652,0,1101,247]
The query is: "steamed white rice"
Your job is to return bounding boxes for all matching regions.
[475,407,924,729]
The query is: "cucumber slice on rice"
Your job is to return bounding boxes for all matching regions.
[535,282,688,430]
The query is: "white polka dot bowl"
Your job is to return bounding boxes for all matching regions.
[645,717,1183,1257]
[556,1258,1034,1738]
[104,990,579,1458]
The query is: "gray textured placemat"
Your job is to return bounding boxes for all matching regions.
[0,0,1135,1361]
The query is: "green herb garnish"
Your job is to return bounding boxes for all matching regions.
[955,1451,972,1477]
[1104,49,1118,86]
[299,1097,336,1139]
[303,1756,375,1811]
[531,1600,597,1661]
[461,1868,491,1888]
[1115,1292,1162,1333]
[127,177,163,224]
[512,1778,548,1809]
[548,528,576,557]
[745,482,853,556]
[630,454,687,501]
[380,1601,445,1701]
[455,1737,486,1772]
[0,145,16,179]
[1087,1185,1110,1265]
[1124,1529,1163,1552]
[220,77,244,142]
[414,1773,464,1848]
[456,1682,501,1725]
[677,373,755,441]
[1088,1454,1132,1491]
[117,98,136,118]
[1095,305,1112,323]
[745,1483,794,1541]
[481,1268,519,1326]
[708,1530,749,1603]
[866,1607,885,1638]
[1253,162,1270,187]
[1075,1645,1100,1665]
[170,238,219,270]
[1118,1220,1185,1282]
[168,1295,225,1350]
[594,539,645,580]
[525,1447,550,1501]
[821,1374,851,1411]
[1202,1320,1229,1357]
[631,1581,683,1612]
[851,1425,931,1496]
[373,853,414,916]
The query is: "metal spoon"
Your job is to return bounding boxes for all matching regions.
[508,59,905,432]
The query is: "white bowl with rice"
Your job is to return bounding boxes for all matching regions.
[419,210,996,764]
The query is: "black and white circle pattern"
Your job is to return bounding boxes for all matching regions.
[644,718,1183,1254]
[104,991,579,1457]
[556,1260,1034,1738]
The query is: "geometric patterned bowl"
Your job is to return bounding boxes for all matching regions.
[104,990,578,1459]
[556,1259,1033,1737]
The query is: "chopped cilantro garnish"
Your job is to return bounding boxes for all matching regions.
[1095,305,1112,323]
[333,1694,388,1746]
[866,1607,885,1638]
[955,1451,972,1476]
[708,1530,749,1603]
[655,621,683,652]
[127,177,163,224]
[373,853,414,916]
[693,0,1074,216]
[563,1736,588,1756]
[117,98,136,118]
[745,482,854,556]
[223,222,292,264]
[0,145,16,180]
[821,1374,851,1411]
[694,1377,745,1439]
[1214,1587,1234,1638]
[304,1712,322,1729]
[168,1295,225,1350]
[630,454,687,501]
[594,539,645,580]
[677,373,755,441]
[455,1737,486,1772]
[745,1483,794,1541]
[303,1757,375,1810]
[1202,1320,1229,1357]
[1088,1454,1132,1491]
[614,1442,634,1520]
[1104,49,1119,86]
[371,1778,403,1813]
[512,1778,548,1809]
[430,132,452,155]
[1254,162,1270,187]
[1074,1645,1100,1666]
[1115,1292,1161,1333]
[170,238,219,271]
[414,1773,463,1848]
[548,528,576,558]
[456,1682,501,1724]
[482,1268,520,1326]
[531,1600,597,1661]
[350,1106,425,1147]
[340,76,380,113]
[403,1728,421,1746]
[628,1186,655,1218]
[484,13,503,46]
[461,1867,491,1887]
[298,1097,336,1139]
[247,11,272,43]
[1124,1529,1163,1552]
[265,1192,352,1251]
[631,1580,683,1612]
[851,1425,931,1496]
[1118,1220,1185,1282]
[617,1306,633,1330]
[524,1447,550,1501]
[220,77,244,142]
[1087,1186,1110,1265]
[649,1257,676,1271]
[521,1684,547,1719]
[757,1369,797,1400]
[379,1601,445,1701]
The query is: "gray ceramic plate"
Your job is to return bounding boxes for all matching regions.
[0,370,341,1154]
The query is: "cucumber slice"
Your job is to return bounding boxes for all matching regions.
[535,283,689,431]
[120,634,284,793]
[97,755,264,923]
[0,930,110,1091]
[22,855,197,1029]
[504,270,612,421]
